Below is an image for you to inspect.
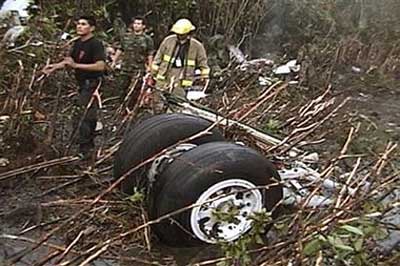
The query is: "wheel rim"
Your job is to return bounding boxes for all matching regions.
[190,179,263,243]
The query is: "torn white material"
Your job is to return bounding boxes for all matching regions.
[0,158,10,167]
[258,76,273,86]
[273,59,301,75]
[228,45,246,63]
[95,121,103,132]
[60,32,70,40]
[0,0,33,19]
[351,66,362,73]
[2,25,26,47]
[186,91,207,101]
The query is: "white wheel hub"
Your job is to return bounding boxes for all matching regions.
[190,179,263,243]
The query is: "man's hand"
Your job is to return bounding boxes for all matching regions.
[41,62,65,75]
[63,57,77,69]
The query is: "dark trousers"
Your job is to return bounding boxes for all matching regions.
[74,79,100,152]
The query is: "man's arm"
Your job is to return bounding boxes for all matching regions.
[145,36,155,72]
[111,48,122,68]
[151,39,166,76]
[197,44,210,79]
[146,54,154,73]
[41,60,67,75]
[64,57,105,72]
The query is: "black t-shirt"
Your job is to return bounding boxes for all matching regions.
[70,36,106,81]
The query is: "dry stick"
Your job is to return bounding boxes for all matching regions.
[274,97,350,155]
[142,212,152,252]
[114,75,139,117]
[54,230,85,265]
[266,97,336,153]
[280,86,331,129]
[6,60,24,133]
[33,250,62,266]
[115,75,149,135]
[0,155,79,181]
[339,126,356,157]
[195,238,294,266]
[295,98,336,129]
[288,125,358,230]
[19,217,65,235]
[335,158,361,209]
[376,142,398,176]
[237,82,287,122]
[40,199,124,207]
[37,174,80,180]
[325,45,342,88]
[45,72,64,144]
[298,86,332,117]
[94,140,122,166]
[103,255,163,265]
[38,19,73,141]
[0,234,80,254]
[37,177,83,198]
[77,244,110,266]
[247,100,278,125]
[59,246,99,266]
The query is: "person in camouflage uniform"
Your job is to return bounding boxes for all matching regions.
[113,16,154,106]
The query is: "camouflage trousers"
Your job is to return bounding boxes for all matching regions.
[72,79,101,153]
[115,70,144,109]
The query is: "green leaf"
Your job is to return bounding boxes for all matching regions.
[374,227,389,240]
[127,189,144,203]
[354,238,364,252]
[303,238,322,256]
[255,234,264,245]
[340,225,364,236]
[334,244,354,252]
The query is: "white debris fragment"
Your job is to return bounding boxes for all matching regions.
[258,76,273,86]
[351,66,362,73]
[0,158,10,167]
[301,152,319,164]
[2,25,26,47]
[95,121,103,132]
[0,115,10,121]
[0,0,33,20]
[273,59,301,75]
[60,32,70,41]
[274,64,291,75]
[228,45,246,63]
[186,91,207,101]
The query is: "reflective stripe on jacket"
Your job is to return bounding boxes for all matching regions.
[151,35,210,87]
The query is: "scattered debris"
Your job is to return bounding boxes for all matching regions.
[0,158,10,167]
[273,59,300,75]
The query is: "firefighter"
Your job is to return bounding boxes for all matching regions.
[150,18,210,112]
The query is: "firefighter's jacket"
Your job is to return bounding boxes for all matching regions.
[151,35,210,88]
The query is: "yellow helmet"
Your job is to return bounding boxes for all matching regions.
[170,18,195,35]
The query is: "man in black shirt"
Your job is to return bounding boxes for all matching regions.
[42,15,106,159]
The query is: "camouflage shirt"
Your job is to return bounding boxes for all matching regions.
[119,32,154,73]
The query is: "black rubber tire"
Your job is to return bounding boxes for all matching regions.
[113,113,225,194]
[150,142,283,247]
